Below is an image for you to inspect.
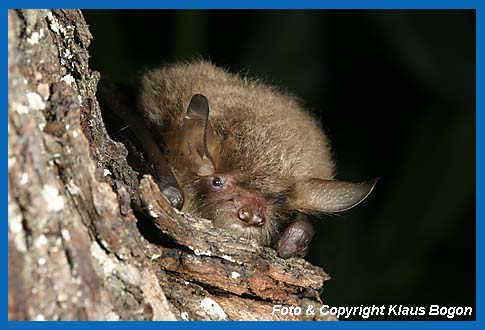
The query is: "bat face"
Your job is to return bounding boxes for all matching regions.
[200,173,267,227]
[191,171,292,245]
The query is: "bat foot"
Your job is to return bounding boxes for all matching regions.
[277,214,315,259]
[161,185,184,210]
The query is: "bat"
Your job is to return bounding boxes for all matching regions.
[100,61,377,259]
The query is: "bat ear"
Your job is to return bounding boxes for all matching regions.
[289,178,378,213]
[178,94,216,176]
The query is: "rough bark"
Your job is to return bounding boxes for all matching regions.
[8,9,335,321]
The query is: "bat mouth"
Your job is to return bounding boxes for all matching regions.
[226,222,264,241]
[237,219,263,228]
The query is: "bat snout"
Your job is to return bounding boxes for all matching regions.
[237,206,265,227]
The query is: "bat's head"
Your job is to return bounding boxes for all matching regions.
[177,94,377,245]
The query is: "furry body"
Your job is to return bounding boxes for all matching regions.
[133,61,376,256]
[138,62,335,245]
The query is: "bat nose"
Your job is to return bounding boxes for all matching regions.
[238,207,265,227]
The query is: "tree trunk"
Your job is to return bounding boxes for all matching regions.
[8,9,335,321]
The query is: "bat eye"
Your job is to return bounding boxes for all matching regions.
[212,176,224,188]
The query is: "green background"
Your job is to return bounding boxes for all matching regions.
[83,10,475,320]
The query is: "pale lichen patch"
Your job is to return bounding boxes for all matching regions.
[26,31,40,45]
[34,234,48,248]
[61,228,71,241]
[26,92,46,110]
[36,83,50,100]
[200,297,227,320]
[61,74,75,87]
[8,157,16,168]
[105,311,120,321]
[12,101,29,114]
[37,257,47,266]
[8,212,23,235]
[47,12,65,35]
[188,245,212,257]
[147,204,159,218]
[90,241,116,275]
[66,180,81,195]
[150,254,161,260]
[57,292,68,302]
[20,172,29,185]
[41,184,64,211]
[221,254,241,264]
[62,48,73,60]
[8,198,27,253]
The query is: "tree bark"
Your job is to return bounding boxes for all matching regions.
[8,9,335,321]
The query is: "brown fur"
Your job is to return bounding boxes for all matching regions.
[138,61,335,245]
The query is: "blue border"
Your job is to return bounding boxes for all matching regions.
[3,4,7,327]
[3,0,481,328]
[0,321,481,329]
[476,0,482,326]
[2,0,480,10]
